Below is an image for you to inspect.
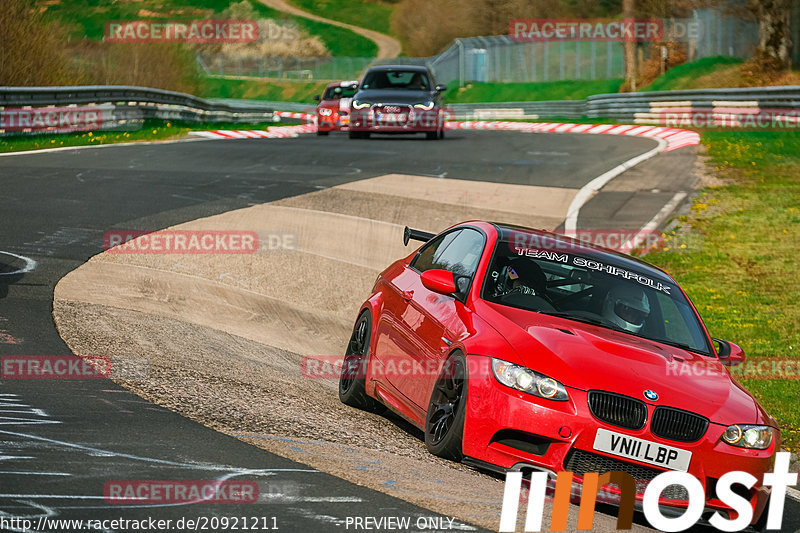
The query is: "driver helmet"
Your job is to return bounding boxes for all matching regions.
[602,284,650,333]
[503,258,547,296]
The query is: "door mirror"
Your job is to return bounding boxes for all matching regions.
[313,95,321,101]
[714,338,746,367]
[435,84,447,92]
[420,269,456,295]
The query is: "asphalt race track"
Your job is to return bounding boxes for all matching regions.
[0,130,796,532]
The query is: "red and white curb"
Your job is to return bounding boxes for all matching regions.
[189,123,316,140]
[273,111,316,121]
[445,121,700,152]
[190,116,700,152]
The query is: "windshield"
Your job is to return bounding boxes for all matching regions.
[323,86,357,100]
[481,233,712,355]
[361,70,431,91]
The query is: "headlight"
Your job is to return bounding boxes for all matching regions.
[491,358,568,401]
[721,424,773,449]
[414,101,435,110]
[352,100,370,109]
[318,108,333,116]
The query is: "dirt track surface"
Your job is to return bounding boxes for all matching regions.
[258,0,402,59]
[53,174,657,532]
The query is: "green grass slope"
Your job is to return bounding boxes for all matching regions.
[286,0,394,35]
[444,79,623,103]
[37,0,376,57]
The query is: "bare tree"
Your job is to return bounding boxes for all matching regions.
[750,0,792,69]
[623,0,637,91]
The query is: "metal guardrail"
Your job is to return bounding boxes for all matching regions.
[2,84,799,135]
[448,100,586,120]
[445,86,800,121]
[586,86,800,120]
[257,86,800,121]
[0,86,275,136]
[212,98,308,113]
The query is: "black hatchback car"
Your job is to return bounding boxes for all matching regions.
[348,65,447,140]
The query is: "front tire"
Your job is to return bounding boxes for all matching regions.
[339,311,385,413]
[424,352,467,461]
[752,495,771,532]
[317,130,329,136]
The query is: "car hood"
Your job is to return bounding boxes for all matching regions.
[353,89,435,105]
[476,301,768,426]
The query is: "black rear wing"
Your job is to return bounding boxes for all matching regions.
[403,226,435,246]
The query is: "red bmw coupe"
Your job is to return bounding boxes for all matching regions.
[339,221,778,526]
[314,80,358,135]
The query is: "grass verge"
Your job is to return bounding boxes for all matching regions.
[443,80,623,103]
[37,0,377,57]
[197,78,327,104]
[646,131,800,453]
[0,119,281,154]
[641,57,744,91]
[286,0,394,35]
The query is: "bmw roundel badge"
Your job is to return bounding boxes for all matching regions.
[644,390,659,401]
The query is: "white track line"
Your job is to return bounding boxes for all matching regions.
[619,192,688,254]
[564,137,668,234]
[0,251,37,276]
[0,137,206,157]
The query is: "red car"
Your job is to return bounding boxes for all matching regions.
[339,221,778,527]
[314,80,358,136]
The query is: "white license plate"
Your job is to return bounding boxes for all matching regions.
[376,113,407,122]
[593,428,691,472]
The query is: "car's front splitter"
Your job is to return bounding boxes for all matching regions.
[461,354,774,522]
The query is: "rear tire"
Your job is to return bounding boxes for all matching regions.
[424,352,467,461]
[339,311,385,413]
[426,131,437,140]
[349,131,360,139]
[317,130,329,136]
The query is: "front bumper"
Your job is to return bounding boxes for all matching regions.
[462,355,775,523]
[349,107,441,133]
[317,112,348,131]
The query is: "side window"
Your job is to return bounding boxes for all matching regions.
[412,229,484,283]
[412,231,459,273]
[653,292,706,350]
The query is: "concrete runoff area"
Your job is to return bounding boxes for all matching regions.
[54,173,660,531]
